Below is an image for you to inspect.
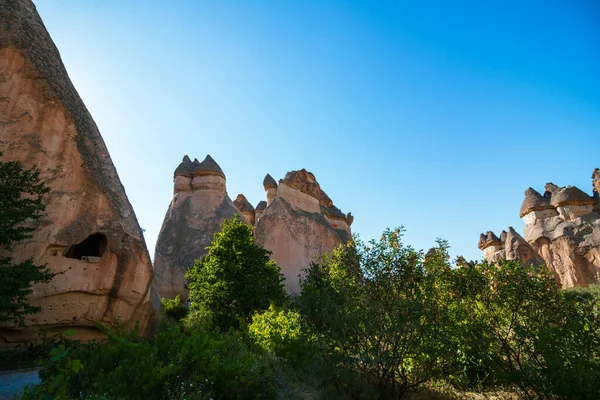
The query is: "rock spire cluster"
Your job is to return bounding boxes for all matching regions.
[155,160,353,297]
[479,170,600,288]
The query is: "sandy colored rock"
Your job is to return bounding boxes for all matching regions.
[256,169,351,294]
[480,171,600,288]
[0,0,156,346]
[281,169,334,208]
[233,194,256,226]
[154,155,242,301]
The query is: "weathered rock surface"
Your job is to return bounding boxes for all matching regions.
[480,170,600,288]
[0,0,156,345]
[156,163,353,297]
[233,194,255,226]
[153,155,242,300]
[255,169,352,294]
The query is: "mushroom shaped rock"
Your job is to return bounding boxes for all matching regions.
[263,174,278,190]
[256,201,268,212]
[549,186,596,207]
[478,231,502,250]
[233,194,256,225]
[193,154,225,178]
[520,188,553,218]
[154,156,242,300]
[0,0,156,345]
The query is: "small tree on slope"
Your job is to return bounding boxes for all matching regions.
[0,153,56,325]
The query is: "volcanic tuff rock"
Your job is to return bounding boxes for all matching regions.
[0,0,156,345]
[255,169,353,294]
[479,170,600,288]
[153,155,242,300]
[233,194,256,226]
[155,161,354,296]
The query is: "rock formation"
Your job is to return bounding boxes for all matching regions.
[155,162,353,297]
[233,194,256,226]
[479,171,600,288]
[0,0,156,345]
[255,169,353,293]
[153,155,242,300]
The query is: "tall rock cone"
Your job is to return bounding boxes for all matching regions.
[0,0,156,345]
[255,169,352,294]
[153,155,242,301]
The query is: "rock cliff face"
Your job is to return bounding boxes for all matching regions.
[153,155,242,300]
[255,169,353,294]
[0,0,155,345]
[479,170,600,288]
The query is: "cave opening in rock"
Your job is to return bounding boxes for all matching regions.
[64,233,107,260]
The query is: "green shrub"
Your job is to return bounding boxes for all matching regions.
[186,216,286,330]
[161,294,188,321]
[249,305,311,362]
[25,325,277,400]
[298,229,452,398]
[441,261,600,399]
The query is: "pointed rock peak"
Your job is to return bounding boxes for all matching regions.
[193,154,225,179]
[193,158,200,166]
[255,200,267,211]
[506,227,525,241]
[520,187,552,217]
[233,193,255,213]
[174,155,196,178]
[549,186,595,207]
[544,182,560,197]
[500,230,507,241]
[346,212,354,226]
[478,231,502,250]
[263,173,278,190]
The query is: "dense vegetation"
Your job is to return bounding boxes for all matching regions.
[0,153,56,326]
[19,221,600,399]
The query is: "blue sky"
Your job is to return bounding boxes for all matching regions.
[35,0,599,262]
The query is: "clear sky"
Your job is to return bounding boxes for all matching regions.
[35,0,599,262]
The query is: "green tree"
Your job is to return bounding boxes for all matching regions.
[298,228,451,398]
[185,216,285,330]
[0,152,56,325]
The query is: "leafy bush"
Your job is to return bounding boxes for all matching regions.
[249,305,311,362]
[185,216,286,330]
[298,229,452,398]
[438,260,600,399]
[161,294,188,321]
[0,152,56,325]
[25,325,277,400]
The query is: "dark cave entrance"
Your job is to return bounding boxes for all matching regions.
[64,233,107,260]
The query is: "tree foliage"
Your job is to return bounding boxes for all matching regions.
[185,216,286,330]
[299,228,452,398]
[0,153,56,325]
